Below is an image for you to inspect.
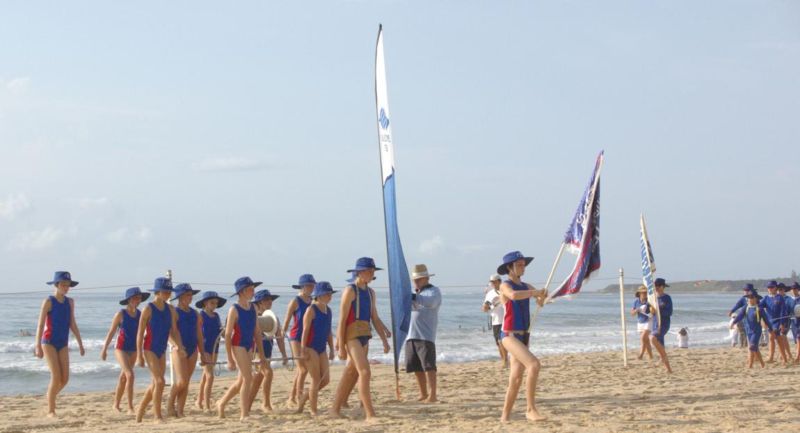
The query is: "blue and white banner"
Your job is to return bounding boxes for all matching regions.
[375,25,412,373]
[549,151,603,300]
[639,214,659,319]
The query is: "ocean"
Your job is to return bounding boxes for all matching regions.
[0,287,740,396]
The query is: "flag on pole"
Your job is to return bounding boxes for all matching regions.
[548,151,604,300]
[375,25,412,374]
[639,214,660,319]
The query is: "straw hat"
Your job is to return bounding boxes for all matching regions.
[411,264,435,280]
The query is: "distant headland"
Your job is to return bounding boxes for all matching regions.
[601,272,798,294]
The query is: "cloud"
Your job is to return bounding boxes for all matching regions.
[419,235,445,255]
[105,226,152,244]
[77,197,109,209]
[192,157,268,173]
[7,226,64,251]
[0,193,32,220]
[5,77,31,95]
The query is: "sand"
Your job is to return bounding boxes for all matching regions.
[1,347,799,432]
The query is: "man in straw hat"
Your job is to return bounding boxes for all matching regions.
[405,264,442,403]
[482,274,508,367]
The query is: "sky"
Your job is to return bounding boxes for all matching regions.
[1,1,799,294]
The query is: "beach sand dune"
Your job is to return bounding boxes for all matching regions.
[1,347,798,432]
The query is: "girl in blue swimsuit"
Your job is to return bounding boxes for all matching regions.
[249,289,287,413]
[297,282,336,416]
[330,258,391,420]
[217,276,265,421]
[136,277,184,423]
[35,271,85,417]
[496,251,547,423]
[282,273,315,406]
[168,283,203,418]
[100,287,149,413]
[195,291,225,412]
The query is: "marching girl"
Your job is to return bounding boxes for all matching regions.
[217,276,266,420]
[195,291,226,412]
[167,283,203,418]
[329,258,392,421]
[496,251,548,423]
[249,289,287,413]
[100,287,149,413]
[282,273,315,406]
[789,282,800,363]
[730,288,772,368]
[135,277,185,423]
[297,282,336,416]
[34,271,86,417]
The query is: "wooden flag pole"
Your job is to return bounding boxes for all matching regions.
[166,269,174,387]
[529,243,567,331]
[619,267,628,367]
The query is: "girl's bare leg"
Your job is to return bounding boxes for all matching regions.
[217,376,242,419]
[176,352,197,416]
[249,370,264,412]
[501,336,545,422]
[650,335,672,373]
[329,358,358,417]
[114,350,136,413]
[167,350,185,417]
[196,370,207,409]
[261,365,274,412]
[42,344,64,416]
[233,347,254,420]
[755,350,765,367]
[767,333,776,362]
[345,341,376,420]
[642,331,653,359]
[137,351,166,423]
[289,341,307,406]
[298,351,320,414]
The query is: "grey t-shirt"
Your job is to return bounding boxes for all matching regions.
[406,284,442,343]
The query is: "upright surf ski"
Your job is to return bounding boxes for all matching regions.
[375,24,412,399]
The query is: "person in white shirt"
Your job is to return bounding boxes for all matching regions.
[482,274,507,368]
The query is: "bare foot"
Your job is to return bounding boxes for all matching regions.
[423,397,438,404]
[113,405,122,413]
[127,408,135,415]
[526,408,547,422]
[195,400,204,410]
[296,391,309,414]
[328,409,346,419]
[153,416,165,424]
[261,403,273,413]
[500,415,510,423]
[167,408,177,418]
[136,408,145,423]
[417,395,428,402]
[46,411,57,418]
[341,401,351,409]
[239,414,250,422]
[176,411,185,418]
[363,415,380,424]
[217,402,226,419]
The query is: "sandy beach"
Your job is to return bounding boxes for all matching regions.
[1,347,799,432]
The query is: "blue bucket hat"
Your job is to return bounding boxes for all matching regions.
[790,282,800,291]
[776,282,787,291]
[765,280,778,289]
[150,277,174,293]
[232,276,262,297]
[172,283,200,301]
[497,251,534,275]
[120,287,150,305]
[47,271,79,287]
[311,281,337,298]
[347,257,383,273]
[746,289,763,301]
[292,274,317,289]
[654,278,669,287]
[195,291,226,309]
[346,271,376,283]
[251,289,280,303]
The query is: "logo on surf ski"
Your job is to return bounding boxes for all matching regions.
[378,108,390,130]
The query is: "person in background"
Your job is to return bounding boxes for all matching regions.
[677,328,689,349]
[630,286,653,360]
[195,291,225,412]
[649,278,673,374]
[730,289,772,368]
[482,274,507,367]
[759,280,789,364]
[729,284,753,349]
[405,264,442,403]
[788,282,800,363]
